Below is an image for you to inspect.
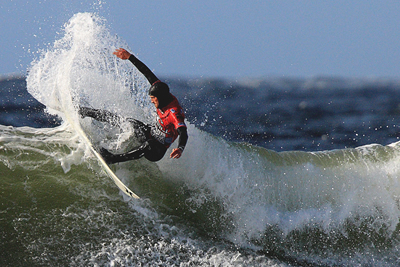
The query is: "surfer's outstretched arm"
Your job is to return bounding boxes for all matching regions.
[113,48,159,85]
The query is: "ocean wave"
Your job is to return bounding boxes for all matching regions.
[2,11,400,266]
[2,122,400,265]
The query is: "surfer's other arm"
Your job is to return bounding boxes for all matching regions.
[170,127,188,159]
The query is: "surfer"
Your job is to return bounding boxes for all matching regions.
[79,48,188,164]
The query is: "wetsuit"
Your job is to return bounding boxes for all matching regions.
[80,54,188,163]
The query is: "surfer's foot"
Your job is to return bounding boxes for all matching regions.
[78,106,89,118]
[99,147,115,164]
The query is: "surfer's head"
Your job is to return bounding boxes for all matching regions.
[149,81,172,108]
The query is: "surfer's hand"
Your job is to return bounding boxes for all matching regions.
[170,148,183,159]
[113,48,131,60]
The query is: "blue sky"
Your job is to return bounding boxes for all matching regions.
[1,0,400,79]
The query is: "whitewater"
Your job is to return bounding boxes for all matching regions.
[2,12,400,266]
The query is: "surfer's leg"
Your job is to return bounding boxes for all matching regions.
[100,142,151,164]
[100,146,145,164]
[127,118,151,143]
[143,140,168,162]
[79,107,123,127]
[127,118,148,130]
[100,140,167,164]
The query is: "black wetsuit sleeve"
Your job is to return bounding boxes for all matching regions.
[177,127,188,151]
[128,54,160,85]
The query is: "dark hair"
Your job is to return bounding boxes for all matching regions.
[149,81,173,108]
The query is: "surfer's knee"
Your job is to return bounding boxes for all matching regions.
[144,152,164,162]
[143,140,167,162]
[144,153,163,162]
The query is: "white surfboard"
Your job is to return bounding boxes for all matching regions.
[53,95,139,199]
[73,121,140,199]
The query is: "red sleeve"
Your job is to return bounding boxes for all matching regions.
[172,108,186,130]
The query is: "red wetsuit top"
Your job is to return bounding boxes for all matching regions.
[151,95,187,147]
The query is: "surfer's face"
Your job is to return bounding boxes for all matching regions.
[150,96,159,108]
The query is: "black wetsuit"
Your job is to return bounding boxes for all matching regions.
[80,54,188,164]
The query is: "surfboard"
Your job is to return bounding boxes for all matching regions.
[53,95,140,199]
[72,120,140,199]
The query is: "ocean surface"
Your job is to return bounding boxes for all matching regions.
[2,12,400,266]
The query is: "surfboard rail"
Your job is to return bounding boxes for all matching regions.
[74,122,140,199]
[54,96,139,199]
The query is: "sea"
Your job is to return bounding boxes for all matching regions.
[2,12,400,266]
